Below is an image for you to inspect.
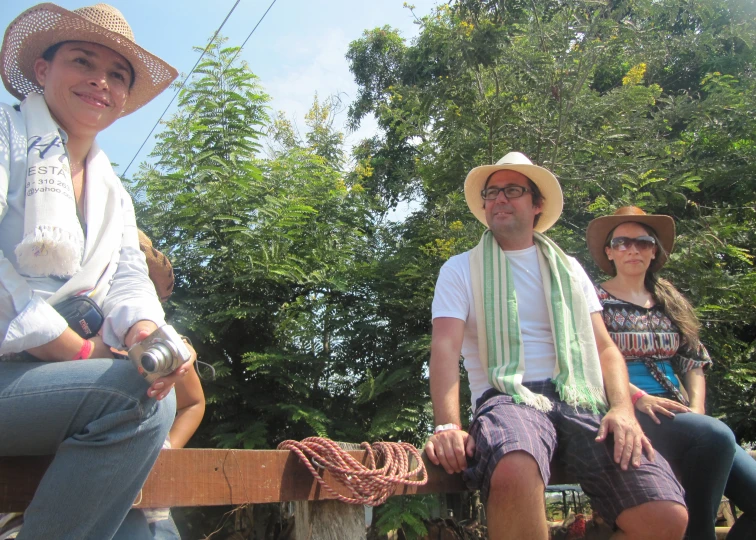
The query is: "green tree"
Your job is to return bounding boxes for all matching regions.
[347,0,756,443]
[130,41,378,451]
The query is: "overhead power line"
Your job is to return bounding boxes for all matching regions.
[123,0,280,177]
[122,0,243,176]
[227,0,279,67]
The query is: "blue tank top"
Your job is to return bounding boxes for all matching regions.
[626,360,681,395]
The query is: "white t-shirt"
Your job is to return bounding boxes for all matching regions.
[431,245,602,408]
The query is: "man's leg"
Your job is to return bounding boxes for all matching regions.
[464,387,557,540]
[487,451,548,540]
[637,411,736,539]
[0,360,176,540]
[613,501,687,540]
[556,402,687,539]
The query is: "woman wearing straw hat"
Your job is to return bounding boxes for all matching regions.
[0,4,192,539]
[587,207,756,539]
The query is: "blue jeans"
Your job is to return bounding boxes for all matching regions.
[724,446,756,540]
[0,359,176,540]
[113,509,181,539]
[637,409,756,540]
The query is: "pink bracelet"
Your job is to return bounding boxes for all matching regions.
[631,390,647,405]
[73,339,93,361]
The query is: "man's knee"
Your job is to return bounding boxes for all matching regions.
[616,500,687,539]
[489,450,544,497]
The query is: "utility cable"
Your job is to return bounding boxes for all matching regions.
[227,0,279,67]
[122,0,243,176]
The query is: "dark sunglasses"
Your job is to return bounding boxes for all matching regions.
[609,236,657,251]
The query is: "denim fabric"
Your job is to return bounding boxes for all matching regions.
[724,445,756,540]
[112,509,181,540]
[636,409,752,540]
[150,514,181,540]
[0,359,175,540]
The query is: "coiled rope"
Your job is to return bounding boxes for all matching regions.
[277,437,428,506]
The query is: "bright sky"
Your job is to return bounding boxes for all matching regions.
[1,0,438,176]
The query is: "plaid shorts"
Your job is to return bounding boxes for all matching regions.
[464,381,685,526]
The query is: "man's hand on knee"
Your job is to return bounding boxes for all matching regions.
[596,407,655,470]
[425,429,475,474]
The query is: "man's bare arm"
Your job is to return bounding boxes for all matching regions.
[426,317,475,474]
[429,317,465,425]
[591,312,655,469]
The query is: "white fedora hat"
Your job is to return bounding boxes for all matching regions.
[1,3,178,116]
[464,152,563,233]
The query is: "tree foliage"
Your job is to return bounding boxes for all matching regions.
[130,40,433,463]
[129,1,756,533]
[346,0,756,440]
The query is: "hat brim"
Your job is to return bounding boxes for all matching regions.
[1,3,178,115]
[464,163,563,233]
[586,214,675,275]
[138,230,174,302]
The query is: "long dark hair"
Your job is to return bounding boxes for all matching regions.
[606,223,701,349]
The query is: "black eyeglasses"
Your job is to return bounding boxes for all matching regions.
[609,236,657,251]
[481,185,530,200]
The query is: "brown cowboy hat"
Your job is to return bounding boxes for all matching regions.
[138,230,174,302]
[586,206,675,275]
[464,151,563,233]
[1,3,178,115]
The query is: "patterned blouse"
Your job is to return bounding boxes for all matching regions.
[596,286,712,396]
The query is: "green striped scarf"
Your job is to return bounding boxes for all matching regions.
[469,230,608,413]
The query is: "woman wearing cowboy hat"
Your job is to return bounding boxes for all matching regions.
[587,207,756,539]
[0,4,192,539]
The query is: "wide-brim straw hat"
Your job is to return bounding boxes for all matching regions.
[464,152,563,233]
[138,230,174,302]
[586,206,676,275]
[1,3,178,115]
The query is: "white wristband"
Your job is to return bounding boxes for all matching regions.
[434,423,461,434]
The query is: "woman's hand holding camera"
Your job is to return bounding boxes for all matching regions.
[126,320,197,401]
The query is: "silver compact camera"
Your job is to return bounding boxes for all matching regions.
[128,325,191,383]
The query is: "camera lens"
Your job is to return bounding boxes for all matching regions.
[140,342,173,373]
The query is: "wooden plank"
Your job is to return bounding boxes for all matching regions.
[8,442,699,511]
[0,455,53,513]
[0,448,466,511]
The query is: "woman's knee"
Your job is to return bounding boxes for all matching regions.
[146,389,176,439]
[690,414,737,450]
[97,361,176,442]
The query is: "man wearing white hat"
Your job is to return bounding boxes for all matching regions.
[425,152,688,539]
